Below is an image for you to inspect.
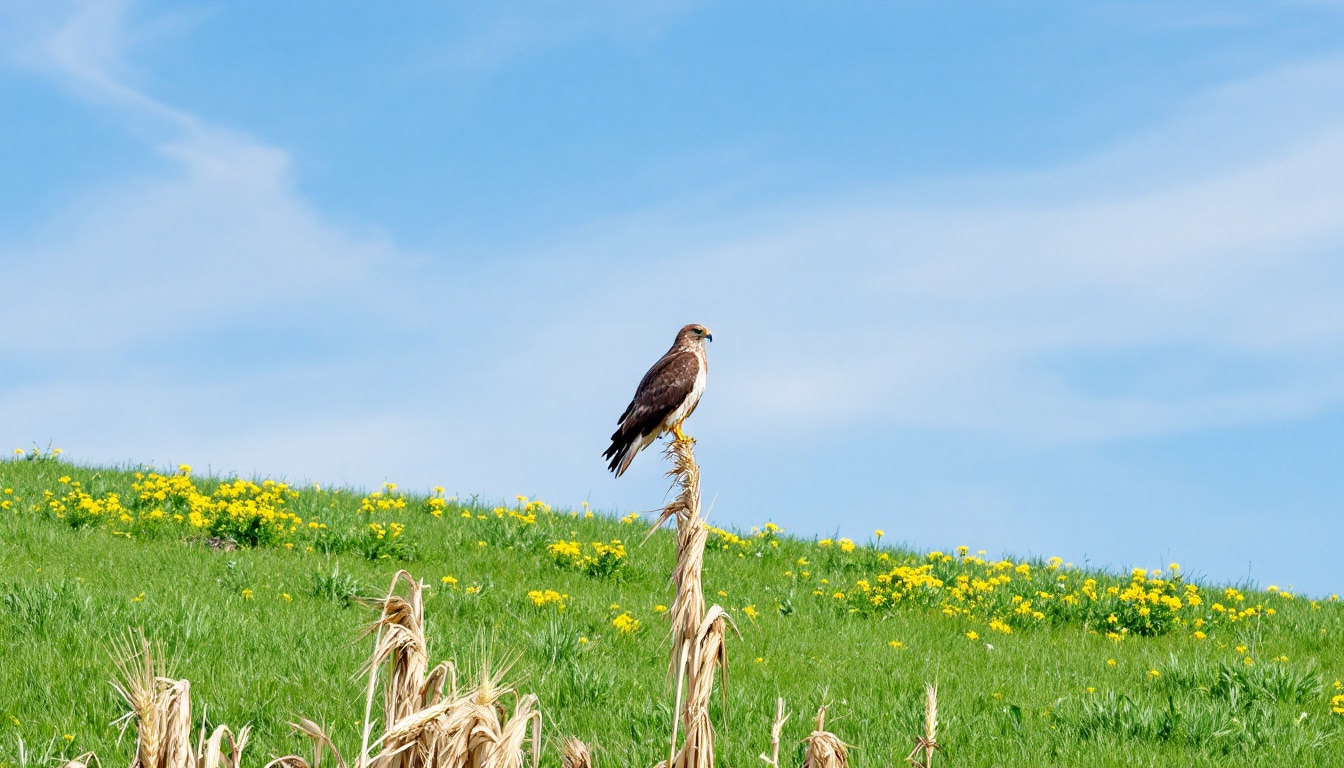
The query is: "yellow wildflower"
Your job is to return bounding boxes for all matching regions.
[527,590,567,609]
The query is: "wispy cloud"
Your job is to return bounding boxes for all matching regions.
[506,57,1344,446]
[0,1,431,480]
[0,1,413,362]
[1,0,192,125]
[429,0,696,76]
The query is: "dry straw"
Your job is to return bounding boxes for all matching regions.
[668,606,739,768]
[905,682,940,768]
[108,631,251,768]
[62,753,104,768]
[646,438,708,691]
[276,570,542,768]
[757,698,788,767]
[645,437,739,768]
[557,738,591,768]
[801,706,850,768]
[97,574,541,768]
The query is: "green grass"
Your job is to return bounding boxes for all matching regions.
[1,453,1342,767]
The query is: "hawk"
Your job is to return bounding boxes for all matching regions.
[604,324,713,477]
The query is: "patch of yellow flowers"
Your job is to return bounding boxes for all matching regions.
[813,544,1292,642]
[527,589,568,610]
[546,539,627,577]
[43,468,305,547]
[611,612,641,634]
[360,483,407,514]
[706,521,783,553]
[368,521,404,540]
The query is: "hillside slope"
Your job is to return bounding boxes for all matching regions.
[1,451,1341,766]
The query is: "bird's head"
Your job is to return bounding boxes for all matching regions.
[679,324,713,344]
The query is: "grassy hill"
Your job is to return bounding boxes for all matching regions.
[1,448,1341,767]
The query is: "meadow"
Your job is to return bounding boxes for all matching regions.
[1,446,1341,767]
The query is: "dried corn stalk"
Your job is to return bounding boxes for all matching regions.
[802,707,850,768]
[758,698,788,767]
[62,753,102,768]
[646,438,710,694]
[906,682,940,768]
[276,571,541,768]
[558,738,591,768]
[668,606,739,768]
[357,571,431,764]
[648,438,709,692]
[109,631,250,768]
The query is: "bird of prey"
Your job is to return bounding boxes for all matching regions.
[603,324,713,477]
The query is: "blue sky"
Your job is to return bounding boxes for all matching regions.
[2,1,1342,595]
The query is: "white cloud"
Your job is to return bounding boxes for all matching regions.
[429,0,696,76]
[0,2,410,360]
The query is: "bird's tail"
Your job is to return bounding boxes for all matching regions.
[604,430,651,477]
[603,439,634,477]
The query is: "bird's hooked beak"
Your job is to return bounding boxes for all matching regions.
[705,332,713,343]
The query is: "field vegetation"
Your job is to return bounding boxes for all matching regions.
[1,447,1341,766]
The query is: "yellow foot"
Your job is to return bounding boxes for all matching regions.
[671,423,689,443]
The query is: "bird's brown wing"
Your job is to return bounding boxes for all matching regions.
[603,348,699,474]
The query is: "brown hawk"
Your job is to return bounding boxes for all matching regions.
[603,324,712,477]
